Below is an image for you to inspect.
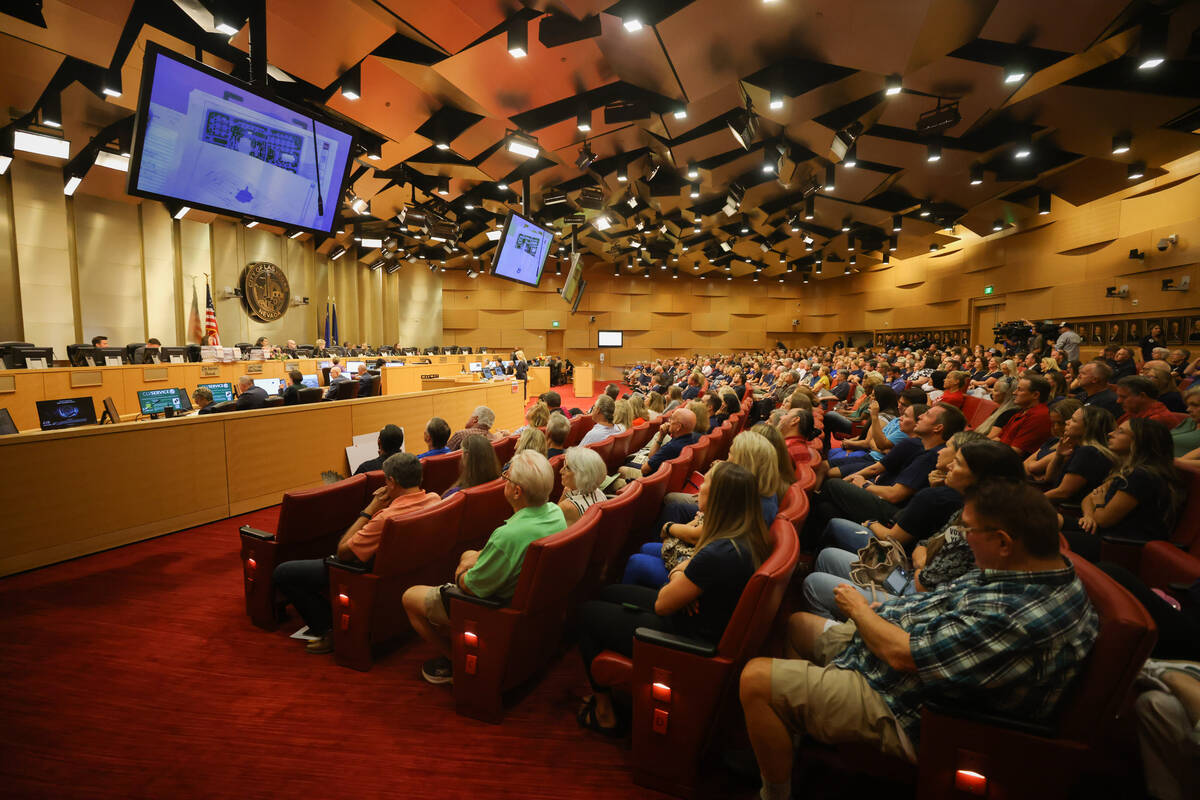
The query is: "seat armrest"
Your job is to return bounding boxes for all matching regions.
[239,525,275,541]
[923,700,1055,738]
[633,627,718,657]
[1099,534,1149,547]
[443,585,505,609]
[324,555,370,574]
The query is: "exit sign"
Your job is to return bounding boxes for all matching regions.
[552,320,560,327]
[984,284,994,295]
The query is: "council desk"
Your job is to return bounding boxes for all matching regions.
[0,381,523,577]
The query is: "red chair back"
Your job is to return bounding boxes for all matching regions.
[276,475,367,548]
[361,470,387,496]
[962,395,998,429]
[666,446,696,493]
[792,462,816,491]
[492,434,518,465]
[607,429,637,472]
[566,414,595,446]
[372,494,467,577]
[688,437,712,475]
[583,482,644,591]
[456,478,511,553]
[548,454,566,502]
[775,483,810,534]
[715,519,801,660]
[509,507,601,612]
[420,450,462,496]
[1171,460,1200,551]
[629,422,653,453]
[586,436,615,470]
[711,421,734,461]
[628,463,672,547]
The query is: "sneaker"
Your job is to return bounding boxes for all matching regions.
[305,632,333,654]
[421,656,453,684]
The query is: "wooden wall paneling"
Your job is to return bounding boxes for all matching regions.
[141,200,179,345]
[11,161,76,358]
[73,194,145,348]
[42,367,125,418]
[1054,200,1121,253]
[0,172,23,341]
[691,312,726,331]
[443,308,479,329]
[0,370,46,431]
[1119,173,1200,238]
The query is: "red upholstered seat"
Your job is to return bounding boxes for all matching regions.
[419,450,462,496]
[628,421,654,453]
[361,469,386,495]
[456,478,512,555]
[792,462,816,492]
[961,395,998,428]
[1098,460,1200,571]
[666,446,696,494]
[624,462,673,554]
[606,428,637,473]
[914,552,1156,798]
[326,494,466,671]
[447,507,601,722]
[566,414,595,446]
[491,434,518,466]
[239,475,368,630]
[579,481,643,596]
[775,482,811,536]
[588,518,801,796]
[548,454,565,502]
[586,435,616,471]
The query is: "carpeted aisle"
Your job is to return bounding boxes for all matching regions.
[0,507,735,800]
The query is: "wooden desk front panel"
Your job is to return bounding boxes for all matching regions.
[526,366,550,399]
[573,366,595,398]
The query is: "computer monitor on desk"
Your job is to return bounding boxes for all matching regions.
[36,397,97,431]
[93,347,127,366]
[345,360,364,374]
[17,347,54,369]
[138,387,186,417]
[199,382,236,403]
[159,346,188,364]
[300,374,319,389]
[468,362,482,373]
[253,377,283,395]
[481,368,493,380]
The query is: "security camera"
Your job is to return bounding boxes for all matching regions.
[1157,234,1178,252]
[589,315,596,323]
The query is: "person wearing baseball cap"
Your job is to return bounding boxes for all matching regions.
[1055,321,1082,362]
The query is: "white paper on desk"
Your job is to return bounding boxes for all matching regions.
[345,429,403,474]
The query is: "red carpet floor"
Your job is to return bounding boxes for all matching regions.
[0,507,754,800]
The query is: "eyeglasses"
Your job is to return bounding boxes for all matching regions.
[963,525,1000,536]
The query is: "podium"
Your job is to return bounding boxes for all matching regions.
[573,365,595,398]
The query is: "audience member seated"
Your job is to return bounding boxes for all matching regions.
[613,399,635,431]
[778,408,815,464]
[997,375,1053,456]
[664,385,684,413]
[646,391,665,419]
[323,366,349,400]
[811,403,966,530]
[281,370,304,405]
[1143,363,1185,413]
[402,450,566,685]
[577,461,771,736]
[621,408,700,480]
[541,391,567,418]
[134,338,162,364]
[91,334,108,348]
[442,434,502,499]
[750,423,798,492]
[416,417,452,459]
[579,395,623,446]
[1171,385,1200,458]
[1116,375,1179,426]
[624,431,784,588]
[628,393,651,426]
[253,336,273,358]
[354,424,405,475]
[235,375,267,410]
[193,387,217,414]
[1112,346,1138,380]
[1023,398,1080,483]
[805,436,1022,617]
[974,377,1017,436]
[1074,360,1122,418]
[515,401,550,435]
[1064,418,1183,560]
[740,481,1099,799]
[355,363,373,397]
[1131,659,1200,800]
[557,446,608,525]
[273,453,440,654]
[818,386,903,482]
[509,427,547,463]
[447,406,498,450]
[1042,405,1116,507]
[681,372,703,400]
[938,370,967,408]
[546,414,570,459]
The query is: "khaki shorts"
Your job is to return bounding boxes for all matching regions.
[423,584,452,629]
[769,621,916,762]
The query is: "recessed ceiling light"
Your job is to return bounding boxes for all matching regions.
[673,106,687,120]
[577,107,591,132]
[497,181,508,191]
[926,140,941,162]
[623,17,643,32]
[1127,162,1145,180]
[892,215,902,232]
[1004,66,1026,84]
[993,219,1003,231]
[769,91,784,110]
[1111,133,1131,154]
[842,145,857,169]
[340,64,361,100]
[824,164,835,192]
[689,183,700,199]
[507,18,528,58]
[885,74,902,96]
[1038,190,1051,215]
[969,163,983,185]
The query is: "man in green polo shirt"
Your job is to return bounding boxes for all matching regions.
[402,449,567,684]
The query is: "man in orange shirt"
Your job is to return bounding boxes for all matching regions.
[1116,375,1179,426]
[273,452,440,654]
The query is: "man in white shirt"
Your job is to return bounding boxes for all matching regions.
[579,395,623,446]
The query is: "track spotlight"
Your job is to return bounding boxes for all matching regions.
[1013,133,1032,160]
[762,148,777,174]
[348,194,368,215]
[847,235,855,252]
[824,164,835,192]
[769,90,784,110]
[727,108,758,150]
[804,196,815,220]
[577,107,591,132]
[926,140,941,162]
[578,185,604,210]
[1038,190,1051,215]
[881,251,891,266]
[593,214,612,231]
[686,159,699,180]
[849,254,857,265]
[844,264,851,275]
[689,183,700,199]
[542,188,567,205]
[506,131,540,159]
[1004,65,1026,84]
[842,145,857,169]
[969,163,983,185]
[919,203,931,218]
[722,183,745,216]
[1111,133,1132,154]
[1138,17,1166,70]
[929,242,939,252]
[507,18,528,58]
[340,64,361,100]
[892,214,902,232]
[841,217,851,232]
[993,219,1003,232]
[42,93,61,128]
[102,69,122,98]
[885,74,902,96]
[617,162,628,183]
[1127,161,1145,181]
[576,142,597,169]
[889,236,897,252]
[436,176,450,195]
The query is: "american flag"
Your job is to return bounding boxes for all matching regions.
[204,280,221,346]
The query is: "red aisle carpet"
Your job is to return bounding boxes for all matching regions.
[524,378,616,412]
[0,507,753,800]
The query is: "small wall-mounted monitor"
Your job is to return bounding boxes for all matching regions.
[138,387,186,415]
[253,377,283,395]
[199,382,235,403]
[597,330,623,348]
[468,362,483,373]
[36,397,97,431]
[300,374,320,389]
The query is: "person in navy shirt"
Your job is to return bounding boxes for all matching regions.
[417,417,453,459]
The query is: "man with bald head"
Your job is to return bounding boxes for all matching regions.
[639,407,701,476]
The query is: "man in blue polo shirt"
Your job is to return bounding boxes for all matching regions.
[416,417,452,458]
[740,481,1098,800]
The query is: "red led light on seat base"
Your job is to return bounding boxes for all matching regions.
[955,769,987,795]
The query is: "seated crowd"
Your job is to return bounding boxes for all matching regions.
[262,335,1196,800]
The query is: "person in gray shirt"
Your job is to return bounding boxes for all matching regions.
[1055,321,1082,363]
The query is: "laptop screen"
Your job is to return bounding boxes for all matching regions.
[300,374,320,389]
[253,378,283,395]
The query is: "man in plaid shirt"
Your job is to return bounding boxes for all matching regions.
[740,480,1099,800]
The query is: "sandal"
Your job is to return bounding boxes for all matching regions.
[576,696,625,738]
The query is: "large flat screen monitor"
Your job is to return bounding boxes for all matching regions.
[199,382,235,403]
[492,211,554,288]
[128,43,356,234]
[36,397,97,431]
[561,252,586,313]
[138,387,186,415]
[597,330,623,348]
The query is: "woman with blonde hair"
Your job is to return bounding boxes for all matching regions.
[613,399,635,430]
[627,393,649,426]
[513,427,548,459]
[647,391,665,418]
[516,401,549,433]
[557,446,608,525]
[577,461,771,735]
[688,399,710,436]
[750,422,797,494]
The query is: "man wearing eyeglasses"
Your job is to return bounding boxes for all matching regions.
[740,481,1098,800]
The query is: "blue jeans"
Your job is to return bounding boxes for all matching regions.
[622,543,669,588]
[801,547,915,620]
[827,452,877,476]
[821,518,872,552]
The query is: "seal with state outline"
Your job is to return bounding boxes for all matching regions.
[240,261,290,322]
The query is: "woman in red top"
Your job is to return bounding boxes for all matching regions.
[938,370,967,409]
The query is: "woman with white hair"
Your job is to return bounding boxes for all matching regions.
[558,446,608,525]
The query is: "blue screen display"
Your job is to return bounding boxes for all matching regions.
[199,382,235,403]
[131,47,354,233]
[492,212,553,287]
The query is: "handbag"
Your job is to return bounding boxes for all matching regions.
[848,537,910,598]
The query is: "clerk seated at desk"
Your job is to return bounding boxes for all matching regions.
[193,387,218,415]
[91,335,108,349]
[134,338,162,364]
[282,370,303,405]
[283,339,298,358]
[324,366,349,400]
[235,375,268,410]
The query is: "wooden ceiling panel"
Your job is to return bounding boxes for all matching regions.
[0,0,133,67]
[325,57,436,146]
[979,0,1131,53]
[373,0,485,55]
[0,34,66,115]
[877,57,1010,135]
[592,13,684,101]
